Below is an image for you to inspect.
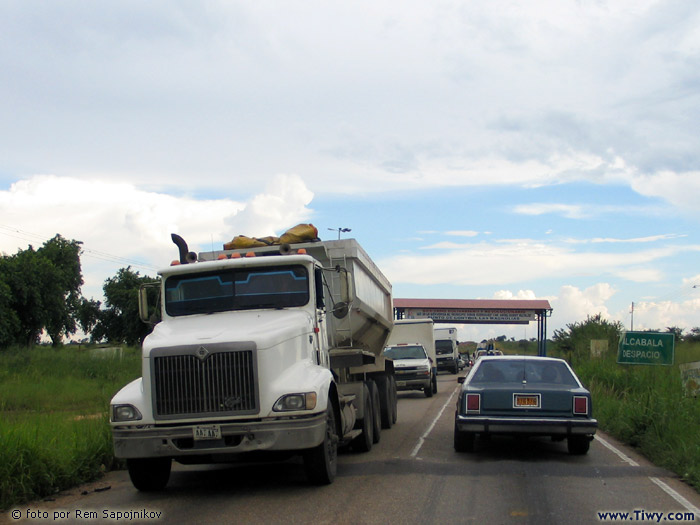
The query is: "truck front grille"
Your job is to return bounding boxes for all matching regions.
[152,349,258,419]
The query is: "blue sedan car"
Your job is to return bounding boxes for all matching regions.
[454,355,597,454]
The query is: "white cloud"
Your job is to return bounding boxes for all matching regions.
[0,174,315,300]
[514,203,588,219]
[222,174,314,238]
[630,172,700,216]
[617,298,700,332]
[549,284,616,331]
[380,240,695,287]
[445,230,480,237]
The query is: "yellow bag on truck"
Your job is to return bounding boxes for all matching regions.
[279,223,319,245]
[223,235,268,250]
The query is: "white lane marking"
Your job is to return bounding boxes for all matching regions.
[596,434,700,515]
[410,385,458,458]
[595,434,639,466]
[649,477,700,515]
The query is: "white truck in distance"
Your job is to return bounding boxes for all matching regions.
[383,319,437,398]
[110,235,397,490]
[434,326,460,374]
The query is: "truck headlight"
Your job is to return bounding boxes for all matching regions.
[273,392,317,412]
[111,404,142,422]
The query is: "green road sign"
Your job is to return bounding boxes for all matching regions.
[617,331,675,366]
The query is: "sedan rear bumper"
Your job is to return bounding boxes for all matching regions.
[455,415,598,436]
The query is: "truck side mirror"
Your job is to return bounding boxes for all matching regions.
[314,268,325,309]
[138,286,150,324]
[138,283,161,325]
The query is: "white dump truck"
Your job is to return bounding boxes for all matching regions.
[434,326,460,374]
[383,319,437,397]
[110,235,397,490]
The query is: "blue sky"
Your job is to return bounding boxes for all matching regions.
[1,1,700,342]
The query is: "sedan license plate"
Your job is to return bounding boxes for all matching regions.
[193,424,221,441]
[514,394,540,408]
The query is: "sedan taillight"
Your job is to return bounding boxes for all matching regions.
[573,396,588,415]
[466,393,480,414]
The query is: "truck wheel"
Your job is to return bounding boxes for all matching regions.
[127,457,172,491]
[454,426,475,453]
[389,376,398,424]
[567,435,590,455]
[453,363,459,374]
[369,380,382,443]
[351,384,373,452]
[304,404,339,485]
[432,373,438,394]
[376,376,393,429]
[424,381,434,398]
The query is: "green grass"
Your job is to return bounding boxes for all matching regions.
[566,342,700,492]
[0,346,141,509]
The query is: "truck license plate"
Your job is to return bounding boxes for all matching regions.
[396,381,406,387]
[193,425,221,441]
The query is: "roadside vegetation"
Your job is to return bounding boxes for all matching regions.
[0,345,140,509]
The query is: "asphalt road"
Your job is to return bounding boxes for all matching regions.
[5,372,700,525]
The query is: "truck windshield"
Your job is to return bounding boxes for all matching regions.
[435,340,453,355]
[164,265,309,316]
[383,345,427,360]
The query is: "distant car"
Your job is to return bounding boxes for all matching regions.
[454,355,597,454]
[457,356,466,371]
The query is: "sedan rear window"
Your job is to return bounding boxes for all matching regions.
[470,360,578,386]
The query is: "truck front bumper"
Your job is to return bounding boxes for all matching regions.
[455,415,598,436]
[112,413,327,459]
[395,378,431,391]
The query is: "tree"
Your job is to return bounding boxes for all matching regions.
[77,297,102,335]
[93,267,159,346]
[552,313,624,364]
[0,234,85,347]
[665,326,684,341]
[685,327,700,343]
[0,246,53,346]
[0,276,19,347]
[37,235,84,345]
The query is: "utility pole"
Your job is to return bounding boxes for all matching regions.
[630,302,634,331]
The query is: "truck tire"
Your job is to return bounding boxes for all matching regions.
[351,384,373,452]
[127,457,172,491]
[424,380,434,398]
[376,376,393,429]
[304,404,339,484]
[368,380,381,443]
[432,372,438,394]
[389,376,398,424]
[452,362,459,374]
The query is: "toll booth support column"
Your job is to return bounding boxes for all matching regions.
[537,311,547,357]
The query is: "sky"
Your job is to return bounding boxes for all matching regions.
[2,0,700,343]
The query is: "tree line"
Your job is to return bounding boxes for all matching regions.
[0,234,157,348]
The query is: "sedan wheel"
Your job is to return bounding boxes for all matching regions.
[567,435,591,455]
[454,426,475,453]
